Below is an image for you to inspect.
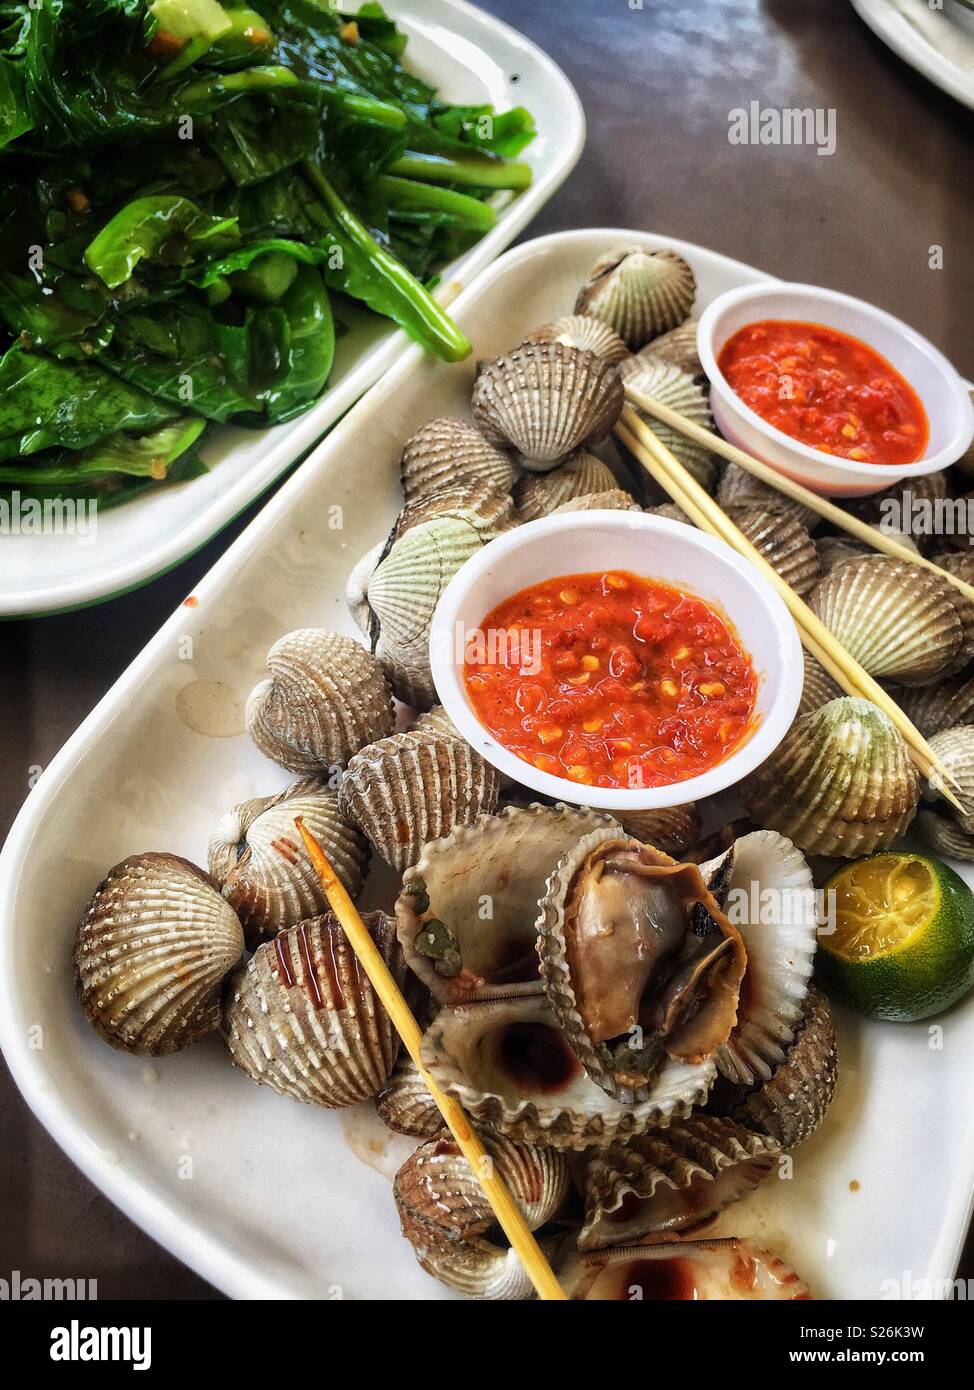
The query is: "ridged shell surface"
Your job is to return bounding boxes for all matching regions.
[339,731,501,872]
[613,804,701,857]
[698,831,817,1085]
[560,1237,811,1301]
[421,989,716,1150]
[395,1133,570,1299]
[399,417,514,503]
[74,853,244,1055]
[846,470,948,546]
[809,556,967,686]
[707,986,837,1150]
[717,463,819,531]
[729,507,820,598]
[741,697,920,857]
[345,541,384,638]
[576,1116,779,1251]
[471,343,624,469]
[892,672,974,738]
[396,804,615,1005]
[376,1054,443,1138]
[622,360,717,492]
[208,787,290,886]
[223,911,404,1107]
[917,808,974,861]
[212,781,369,947]
[553,488,642,514]
[522,314,629,364]
[798,650,843,717]
[513,452,617,521]
[574,246,696,349]
[246,629,394,773]
[410,704,464,743]
[924,725,974,831]
[389,479,515,545]
[630,318,701,377]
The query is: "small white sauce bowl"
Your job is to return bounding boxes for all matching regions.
[428,511,803,811]
[697,282,974,498]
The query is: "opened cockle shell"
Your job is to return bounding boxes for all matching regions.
[209,780,368,947]
[741,697,920,857]
[421,988,716,1150]
[399,417,514,504]
[223,911,404,1107]
[471,343,624,470]
[698,830,817,1085]
[339,731,501,872]
[891,671,974,738]
[396,804,614,1005]
[74,853,244,1055]
[798,650,843,717]
[574,245,696,349]
[917,808,974,861]
[376,1054,442,1139]
[559,1237,811,1301]
[513,452,617,521]
[707,986,837,1150]
[537,829,746,1102]
[367,514,485,707]
[553,489,642,514]
[729,507,820,598]
[613,805,701,858]
[246,629,394,773]
[629,318,701,378]
[809,556,969,686]
[395,1132,570,1300]
[576,1116,780,1251]
[207,787,292,885]
[924,725,974,831]
[717,463,819,531]
[522,314,629,364]
[621,360,717,492]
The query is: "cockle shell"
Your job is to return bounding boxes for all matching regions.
[707,986,837,1150]
[924,726,974,832]
[559,1237,811,1301]
[339,731,501,872]
[648,502,692,526]
[376,1054,443,1139]
[246,629,394,773]
[209,780,369,947]
[74,853,244,1056]
[917,808,974,861]
[395,1133,570,1300]
[553,489,642,514]
[537,829,745,1103]
[629,319,701,378]
[798,650,843,717]
[809,556,969,686]
[388,479,516,546]
[522,314,629,364]
[396,804,614,1005]
[891,671,974,738]
[816,531,918,576]
[613,805,701,858]
[698,831,817,1085]
[471,343,624,470]
[345,541,384,638]
[621,360,717,493]
[513,452,617,521]
[576,1116,780,1251]
[729,507,820,598]
[421,988,716,1150]
[717,463,819,531]
[399,417,515,503]
[410,704,464,743]
[368,514,485,707]
[207,787,291,885]
[741,697,920,857]
[846,470,948,549]
[574,246,696,349]
[222,911,404,1107]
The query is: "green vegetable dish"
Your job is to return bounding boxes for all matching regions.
[0,0,534,509]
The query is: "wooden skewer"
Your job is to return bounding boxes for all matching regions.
[624,382,974,606]
[616,408,966,812]
[293,817,568,1303]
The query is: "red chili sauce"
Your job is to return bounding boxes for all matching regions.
[717,319,928,465]
[463,571,758,791]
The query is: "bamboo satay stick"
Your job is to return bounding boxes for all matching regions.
[624,383,974,606]
[293,818,568,1303]
[615,409,965,810]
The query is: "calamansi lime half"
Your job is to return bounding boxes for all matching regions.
[820,852,974,1022]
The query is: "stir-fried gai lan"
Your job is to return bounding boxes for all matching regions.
[0,0,534,507]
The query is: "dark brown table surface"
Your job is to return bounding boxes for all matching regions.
[2,0,973,1300]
